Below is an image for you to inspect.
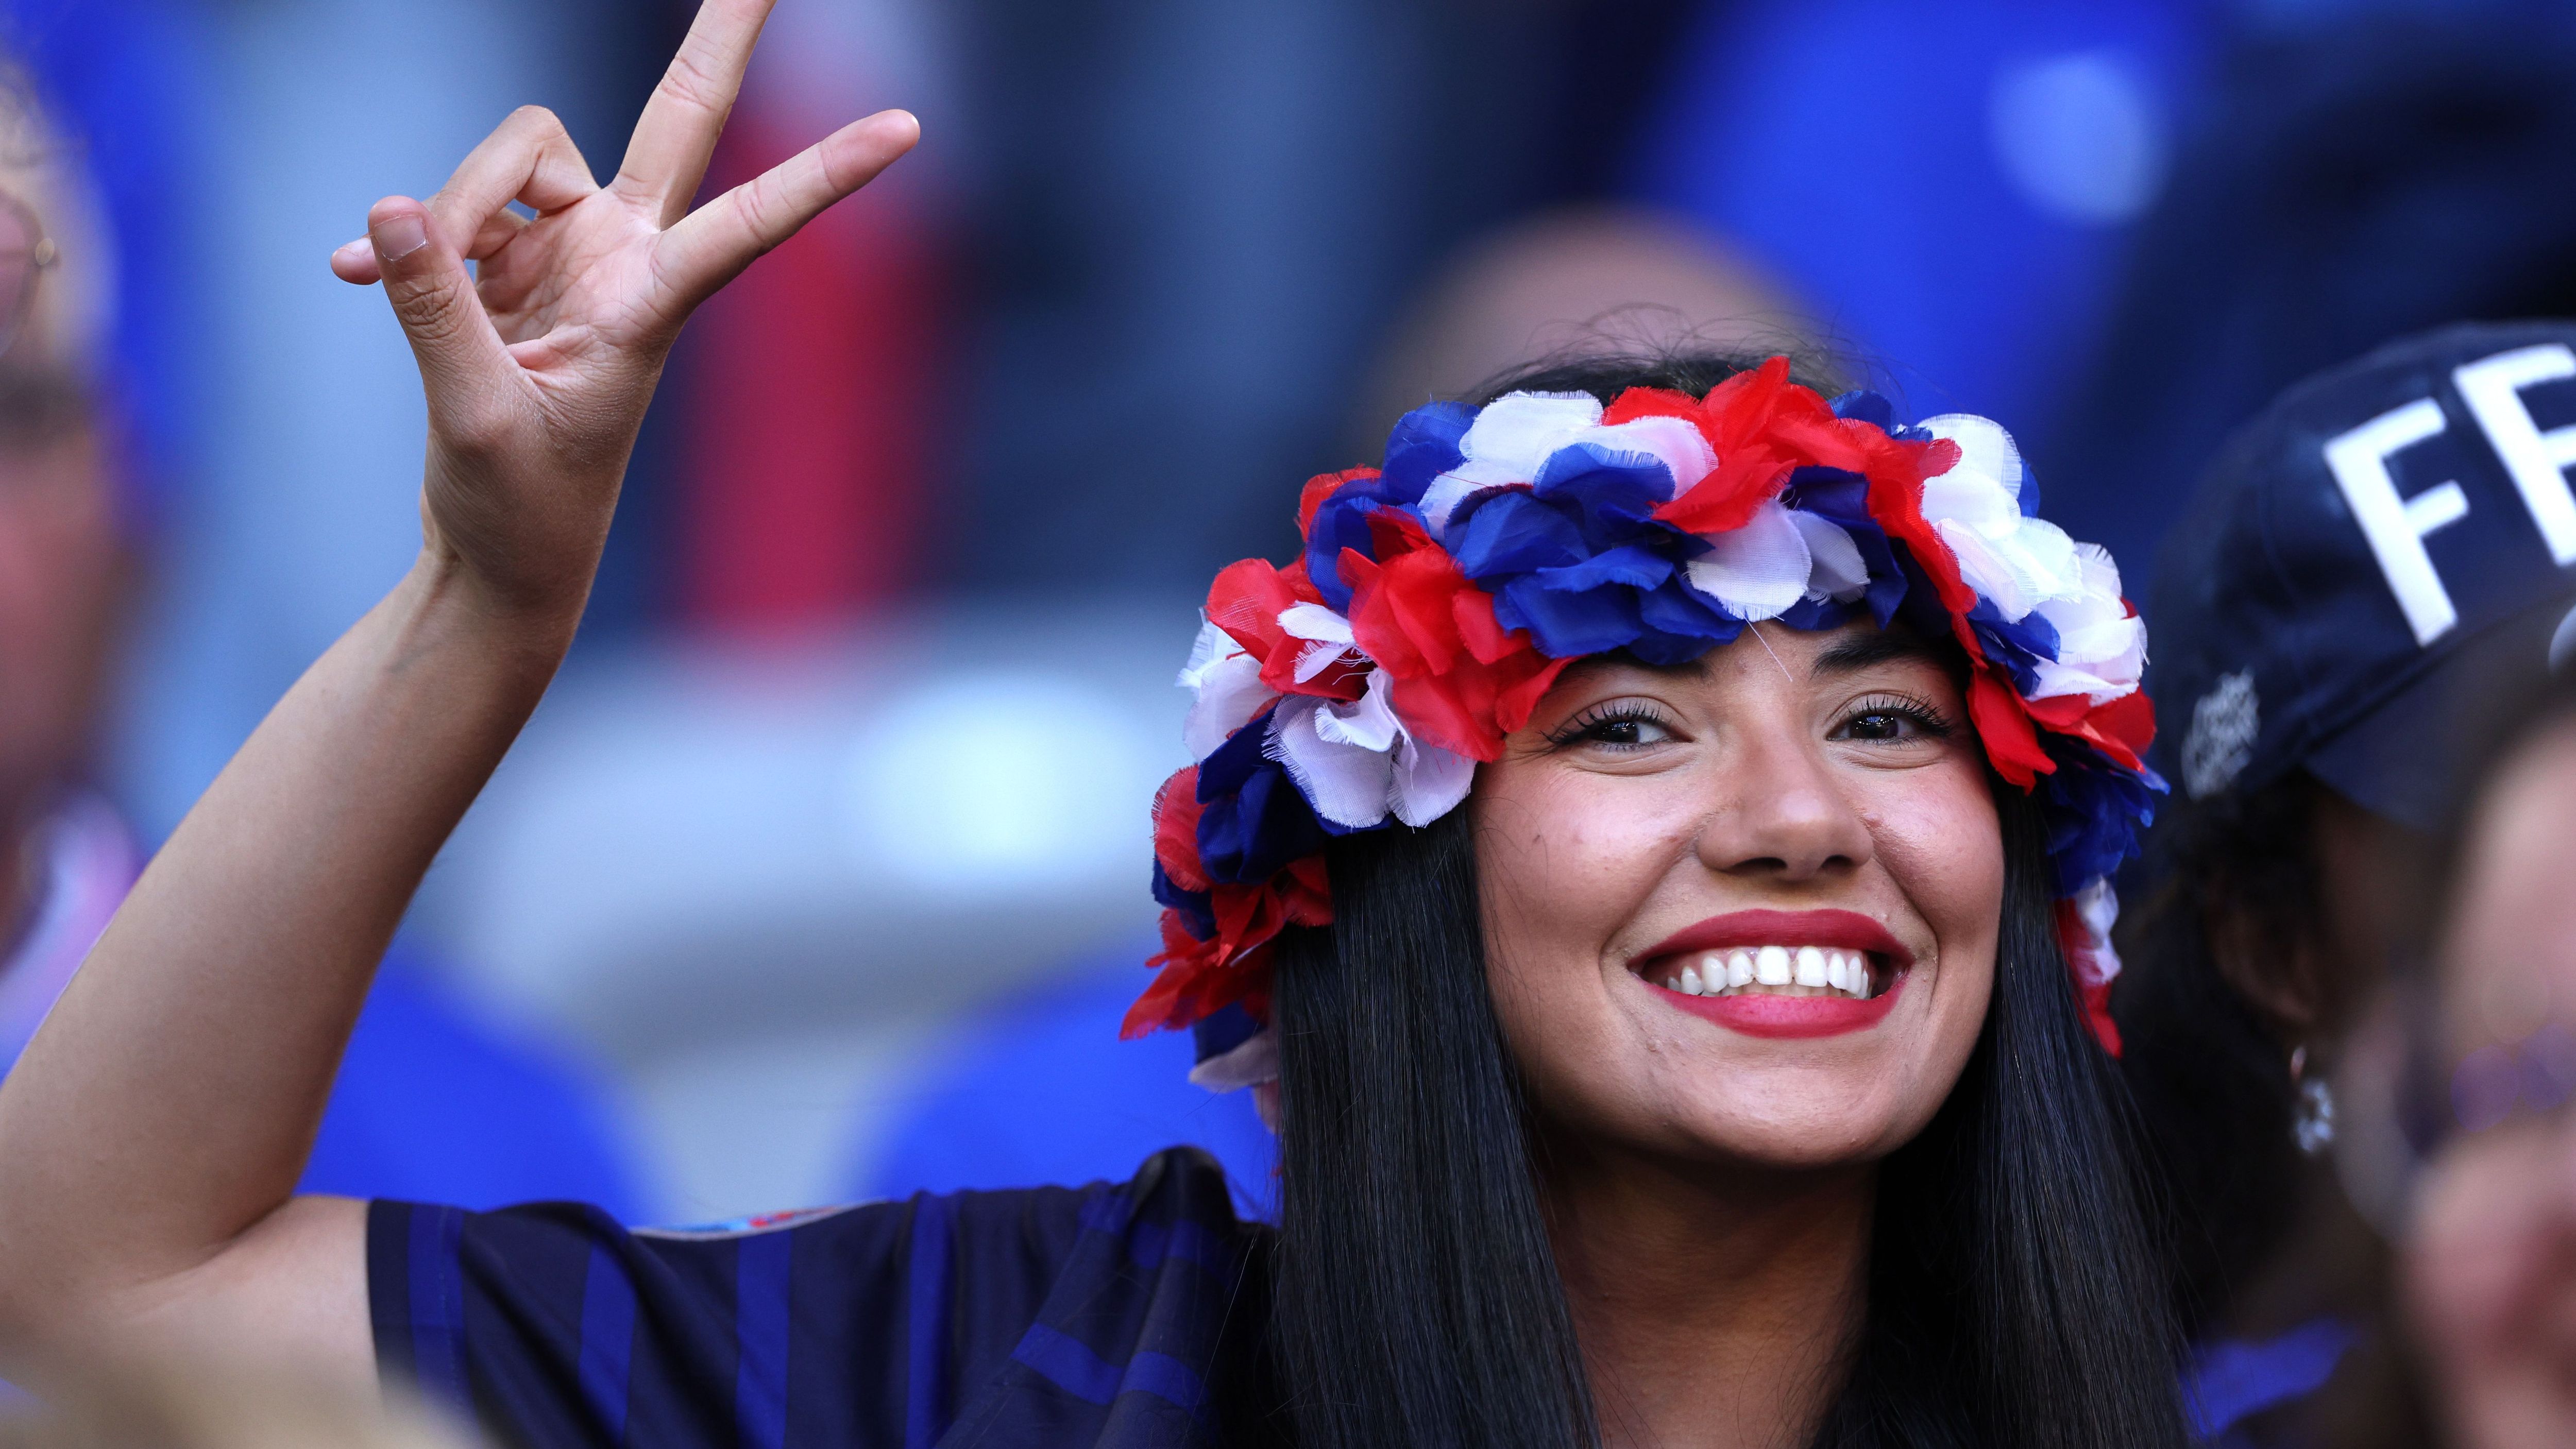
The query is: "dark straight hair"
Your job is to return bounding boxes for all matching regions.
[1264,351,2191,1448]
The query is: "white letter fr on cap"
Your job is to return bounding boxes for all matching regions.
[2453,343,2576,566]
[2324,398,2468,645]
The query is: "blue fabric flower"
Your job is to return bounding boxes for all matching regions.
[1195,708,1331,884]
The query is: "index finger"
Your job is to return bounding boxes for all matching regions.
[611,0,778,228]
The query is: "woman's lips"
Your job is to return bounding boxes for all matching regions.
[1633,909,1916,1039]
[1652,974,1906,1038]
[1637,909,1914,969]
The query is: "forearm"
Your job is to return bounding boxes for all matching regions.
[0,552,576,1326]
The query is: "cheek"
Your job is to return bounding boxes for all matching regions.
[1872,762,2003,945]
[1470,768,1692,1046]
[1867,761,2005,1079]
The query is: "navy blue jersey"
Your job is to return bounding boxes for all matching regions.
[368,1149,1279,1449]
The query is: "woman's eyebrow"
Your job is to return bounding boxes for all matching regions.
[1558,653,1710,686]
[1809,631,1939,677]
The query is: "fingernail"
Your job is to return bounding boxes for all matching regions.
[374,213,429,263]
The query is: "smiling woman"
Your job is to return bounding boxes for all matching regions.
[0,4,2179,1444]
[1222,354,2187,1449]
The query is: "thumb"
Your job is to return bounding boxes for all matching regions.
[366,197,509,405]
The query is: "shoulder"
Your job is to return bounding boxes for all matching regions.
[368,1148,1272,1448]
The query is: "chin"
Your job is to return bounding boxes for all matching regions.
[1650,1069,1918,1171]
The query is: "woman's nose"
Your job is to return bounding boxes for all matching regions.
[1693,732,1874,882]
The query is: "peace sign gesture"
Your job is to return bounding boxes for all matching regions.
[330,0,916,622]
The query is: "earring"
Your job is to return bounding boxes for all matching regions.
[2291,1045,2336,1154]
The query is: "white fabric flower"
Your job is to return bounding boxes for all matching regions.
[1789,511,1871,602]
[1189,1026,1279,1093]
[1266,669,1475,829]
[1278,601,1362,683]
[1916,414,2082,623]
[1418,391,1603,537]
[2028,544,2145,703]
[2062,877,2123,989]
[1419,401,1723,538]
[1567,414,1718,495]
[1178,618,1275,761]
[1683,500,1812,622]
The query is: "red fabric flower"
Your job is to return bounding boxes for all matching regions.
[2055,897,2124,1057]
[1126,766,1331,1038]
[1643,357,1963,545]
[1204,556,1365,701]
[1121,859,1330,1038]
[1339,508,1570,760]
[1300,466,1379,533]
[1151,767,1209,891]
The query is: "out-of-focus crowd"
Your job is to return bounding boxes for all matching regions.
[8,0,2576,1444]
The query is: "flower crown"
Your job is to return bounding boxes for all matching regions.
[1129,357,2163,1094]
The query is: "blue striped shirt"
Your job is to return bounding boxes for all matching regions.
[369,1149,1275,1448]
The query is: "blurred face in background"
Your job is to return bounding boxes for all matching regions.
[2408,719,2576,1449]
[0,76,122,848]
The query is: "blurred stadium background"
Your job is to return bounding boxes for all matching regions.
[19,0,2576,1220]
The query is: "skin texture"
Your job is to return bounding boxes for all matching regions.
[0,0,916,1391]
[1478,624,2004,1449]
[2409,725,2576,1449]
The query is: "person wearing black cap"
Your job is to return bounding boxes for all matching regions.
[2119,320,2576,1446]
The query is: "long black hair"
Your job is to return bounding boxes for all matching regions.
[1263,352,2191,1448]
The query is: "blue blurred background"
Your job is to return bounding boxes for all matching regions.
[10,0,2576,1223]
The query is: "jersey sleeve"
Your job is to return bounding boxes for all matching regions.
[367,1148,1267,1449]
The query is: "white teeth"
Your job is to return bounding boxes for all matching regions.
[1794,946,1827,987]
[1755,945,1791,985]
[1654,944,1885,1000]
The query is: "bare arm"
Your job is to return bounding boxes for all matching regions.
[0,0,915,1389]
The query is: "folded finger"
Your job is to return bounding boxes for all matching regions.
[465,209,530,263]
[613,0,778,228]
[427,105,597,260]
[649,109,918,316]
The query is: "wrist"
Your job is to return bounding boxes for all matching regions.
[399,548,587,676]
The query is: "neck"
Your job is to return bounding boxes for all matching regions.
[1544,1137,1875,1449]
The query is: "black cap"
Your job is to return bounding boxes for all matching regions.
[2150,321,2576,830]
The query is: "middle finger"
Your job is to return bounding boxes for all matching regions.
[428,105,600,260]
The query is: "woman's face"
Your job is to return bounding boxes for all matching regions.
[1474,620,2002,1173]
[2409,725,2576,1449]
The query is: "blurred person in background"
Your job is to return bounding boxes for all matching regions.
[2043,1,2576,577]
[2406,668,2576,1449]
[2115,322,2576,1444]
[0,1363,476,1449]
[0,15,647,1219]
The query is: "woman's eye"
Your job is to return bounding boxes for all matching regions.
[1843,711,1916,742]
[1586,717,1673,747]
[1551,709,1677,751]
[1834,701,1950,744]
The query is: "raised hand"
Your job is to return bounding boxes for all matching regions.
[328,0,916,621]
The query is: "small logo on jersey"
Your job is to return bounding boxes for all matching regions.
[636,1203,864,1240]
[2183,670,2260,799]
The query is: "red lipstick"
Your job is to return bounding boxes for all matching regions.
[1637,909,1913,969]
[1653,974,1906,1037]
